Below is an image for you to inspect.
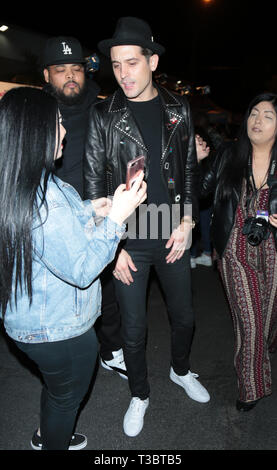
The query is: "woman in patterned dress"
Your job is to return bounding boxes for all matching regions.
[199,93,277,411]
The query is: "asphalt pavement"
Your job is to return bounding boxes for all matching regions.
[1,262,277,459]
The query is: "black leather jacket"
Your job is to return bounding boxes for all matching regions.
[83,85,199,221]
[201,143,277,257]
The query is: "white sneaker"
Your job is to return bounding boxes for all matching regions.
[101,348,128,379]
[195,253,212,267]
[123,397,149,437]
[170,367,210,403]
[190,257,196,269]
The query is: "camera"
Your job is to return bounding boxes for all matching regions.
[242,216,270,246]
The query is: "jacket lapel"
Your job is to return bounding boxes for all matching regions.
[109,89,148,153]
[109,85,185,158]
[158,87,184,160]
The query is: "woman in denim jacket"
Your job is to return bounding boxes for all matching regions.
[0,87,146,450]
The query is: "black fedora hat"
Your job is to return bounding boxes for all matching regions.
[98,17,165,57]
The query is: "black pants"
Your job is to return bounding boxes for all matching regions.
[114,244,195,399]
[15,328,98,450]
[95,263,122,360]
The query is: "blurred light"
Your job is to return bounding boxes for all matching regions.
[0,25,9,32]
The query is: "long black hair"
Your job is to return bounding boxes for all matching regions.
[217,92,277,200]
[0,87,60,316]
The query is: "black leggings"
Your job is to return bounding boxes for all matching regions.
[15,327,98,450]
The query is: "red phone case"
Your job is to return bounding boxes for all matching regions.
[126,155,145,190]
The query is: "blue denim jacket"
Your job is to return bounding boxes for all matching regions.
[3,176,125,343]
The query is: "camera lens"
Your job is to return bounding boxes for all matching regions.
[246,217,269,246]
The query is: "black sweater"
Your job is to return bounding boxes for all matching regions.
[45,79,100,198]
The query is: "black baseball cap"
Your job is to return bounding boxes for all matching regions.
[41,36,86,68]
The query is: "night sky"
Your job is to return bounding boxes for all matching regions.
[2,0,276,112]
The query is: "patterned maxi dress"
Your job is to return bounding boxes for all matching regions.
[218,181,277,402]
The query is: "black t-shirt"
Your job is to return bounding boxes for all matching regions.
[126,95,171,248]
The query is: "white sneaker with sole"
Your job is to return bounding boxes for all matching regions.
[123,397,149,437]
[195,253,212,267]
[190,257,197,269]
[170,368,210,403]
[101,348,128,379]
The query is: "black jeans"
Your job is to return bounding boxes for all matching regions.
[95,263,122,360]
[15,327,98,450]
[114,244,195,399]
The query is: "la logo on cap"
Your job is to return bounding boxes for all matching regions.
[61,42,72,55]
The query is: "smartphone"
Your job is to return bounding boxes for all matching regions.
[126,155,145,190]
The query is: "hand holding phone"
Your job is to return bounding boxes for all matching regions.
[126,155,145,190]
[109,171,147,226]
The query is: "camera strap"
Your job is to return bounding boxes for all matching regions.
[245,154,276,215]
[267,158,277,187]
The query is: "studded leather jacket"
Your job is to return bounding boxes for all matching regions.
[83,85,199,222]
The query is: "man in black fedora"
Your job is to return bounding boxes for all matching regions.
[84,16,210,438]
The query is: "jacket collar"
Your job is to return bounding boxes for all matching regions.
[108,84,183,113]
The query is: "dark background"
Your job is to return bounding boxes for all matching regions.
[1,2,277,453]
[1,0,276,113]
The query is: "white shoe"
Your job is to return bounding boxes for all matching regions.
[195,253,212,267]
[170,367,210,403]
[190,257,196,269]
[101,348,128,379]
[123,397,149,437]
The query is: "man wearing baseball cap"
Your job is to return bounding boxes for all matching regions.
[41,36,99,195]
[30,36,126,450]
[42,36,127,372]
[84,17,210,438]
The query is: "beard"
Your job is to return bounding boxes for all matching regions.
[49,80,87,106]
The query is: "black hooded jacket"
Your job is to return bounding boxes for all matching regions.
[45,79,100,198]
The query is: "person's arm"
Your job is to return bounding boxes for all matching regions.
[164,101,197,263]
[83,106,107,200]
[112,248,138,285]
[165,216,195,263]
[34,206,124,288]
[195,134,210,162]
[183,100,199,224]
[34,175,146,288]
[269,214,277,228]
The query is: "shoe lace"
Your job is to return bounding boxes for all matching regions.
[130,398,146,415]
[188,371,199,380]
